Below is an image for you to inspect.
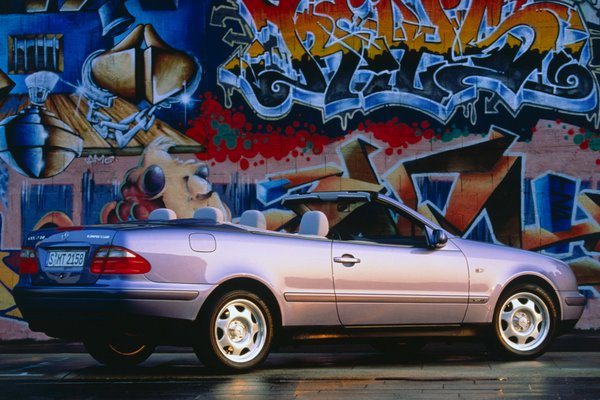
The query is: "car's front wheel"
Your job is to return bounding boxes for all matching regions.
[194,290,274,372]
[84,334,155,367]
[490,283,558,360]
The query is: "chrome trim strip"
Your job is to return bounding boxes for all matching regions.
[335,294,469,304]
[15,288,199,301]
[284,293,336,302]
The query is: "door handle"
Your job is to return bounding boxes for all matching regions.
[333,255,361,266]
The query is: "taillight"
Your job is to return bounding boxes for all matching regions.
[91,246,151,275]
[19,247,39,275]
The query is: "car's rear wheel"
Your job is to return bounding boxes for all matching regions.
[194,290,274,372]
[84,334,155,367]
[490,283,558,360]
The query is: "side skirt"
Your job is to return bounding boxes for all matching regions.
[280,324,490,344]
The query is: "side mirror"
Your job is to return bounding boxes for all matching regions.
[431,229,448,249]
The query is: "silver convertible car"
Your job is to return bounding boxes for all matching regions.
[15,191,586,371]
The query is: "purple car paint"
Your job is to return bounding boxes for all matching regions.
[14,191,586,371]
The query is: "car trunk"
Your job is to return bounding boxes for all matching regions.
[25,227,118,286]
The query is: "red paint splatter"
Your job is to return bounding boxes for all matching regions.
[423,129,435,140]
[186,92,443,166]
[240,158,249,170]
[362,120,425,149]
[596,159,600,165]
[186,92,331,164]
[214,152,226,163]
[580,140,590,150]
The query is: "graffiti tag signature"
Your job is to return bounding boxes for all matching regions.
[216,0,598,126]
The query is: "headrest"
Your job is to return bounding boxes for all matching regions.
[240,210,267,230]
[193,207,224,223]
[148,208,177,220]
[299,211,329,237]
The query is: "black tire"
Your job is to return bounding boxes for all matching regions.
[489,283,558,360]
[84,334,155,367]
[194,290,274,372]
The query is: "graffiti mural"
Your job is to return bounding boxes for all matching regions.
[102,137,230,222]
[0,71,83,178]
[216,0,599,126]
[82,24,202,148]
[0,0,598,338]
[0,251,20,320]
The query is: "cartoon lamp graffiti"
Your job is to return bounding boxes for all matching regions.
[0,71,83,178]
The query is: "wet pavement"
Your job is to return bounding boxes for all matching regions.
[1,333,599,399]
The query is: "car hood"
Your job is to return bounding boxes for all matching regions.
[450,238,554,264]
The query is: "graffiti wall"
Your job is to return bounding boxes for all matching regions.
[0,0,598,339]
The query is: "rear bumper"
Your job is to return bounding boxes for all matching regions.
[13,283,215,340]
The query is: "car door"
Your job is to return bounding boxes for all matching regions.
[331,201,469,326]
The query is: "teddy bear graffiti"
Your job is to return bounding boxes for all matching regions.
[101,137,231,223]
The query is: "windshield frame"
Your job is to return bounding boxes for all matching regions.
[281,191,452,238]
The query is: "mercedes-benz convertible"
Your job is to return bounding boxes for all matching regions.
[14,191,586,371]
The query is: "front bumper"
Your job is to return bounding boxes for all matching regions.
[560,290,587,322]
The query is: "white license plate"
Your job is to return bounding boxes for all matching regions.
[46,250,86,271]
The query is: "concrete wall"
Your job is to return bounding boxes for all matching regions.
[0,0,599,338]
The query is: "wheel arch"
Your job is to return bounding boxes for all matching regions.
[497,274,562,320]
[198,277,283,332]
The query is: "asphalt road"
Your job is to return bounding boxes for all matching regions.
[1,334,600,399]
